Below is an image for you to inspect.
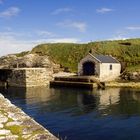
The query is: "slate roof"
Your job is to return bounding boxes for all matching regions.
[92,54,119,63]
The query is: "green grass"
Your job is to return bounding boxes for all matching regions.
[16,38,140,72]
[126,64,140,72]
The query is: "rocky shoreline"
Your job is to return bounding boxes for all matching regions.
[0,94,58,140]
[106,81,140,88]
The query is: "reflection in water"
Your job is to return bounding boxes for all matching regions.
[98,88,120,107]
[77,93,97,114]
[1,87,140,140]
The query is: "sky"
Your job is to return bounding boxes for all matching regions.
[0,0,140,56]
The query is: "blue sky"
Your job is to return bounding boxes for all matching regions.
[0,0,140,56]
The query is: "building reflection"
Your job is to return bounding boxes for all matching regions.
[1,86,140,117]
[77,93,97,114]
[98,88,120,107]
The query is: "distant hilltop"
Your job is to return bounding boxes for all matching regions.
[29,38,140,73]
[1,38,140,74]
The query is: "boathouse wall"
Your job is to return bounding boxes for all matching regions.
[78,54,100,76]
[99,63,121,81]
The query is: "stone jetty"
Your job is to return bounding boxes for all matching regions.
[0,94,58,140]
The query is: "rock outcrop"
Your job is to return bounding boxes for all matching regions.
[121,71,140,81]
[0,54,60,73]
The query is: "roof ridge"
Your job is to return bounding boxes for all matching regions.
[89,53,101,63]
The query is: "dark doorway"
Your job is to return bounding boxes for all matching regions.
[83,61,95,75]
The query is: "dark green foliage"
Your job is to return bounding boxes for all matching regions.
[15,51,29,57]
[30,38,140,72]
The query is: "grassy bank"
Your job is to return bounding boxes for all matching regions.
[17,38,140,72]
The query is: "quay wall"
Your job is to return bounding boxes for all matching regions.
[0,93,58,140]
[8,68,53,87]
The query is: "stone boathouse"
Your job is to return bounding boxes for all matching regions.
[78,53,121,81]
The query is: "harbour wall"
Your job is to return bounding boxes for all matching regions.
[0,93,58,140]
[0,68,53,87]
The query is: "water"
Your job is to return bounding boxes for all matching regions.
[0,87,140,140]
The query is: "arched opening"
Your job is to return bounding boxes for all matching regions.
[83,61,95,76]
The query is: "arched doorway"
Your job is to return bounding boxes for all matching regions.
[83,61,95,76]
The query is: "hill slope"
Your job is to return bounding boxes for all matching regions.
[17,38,140,72]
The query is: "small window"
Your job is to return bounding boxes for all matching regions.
[110,64,112,70]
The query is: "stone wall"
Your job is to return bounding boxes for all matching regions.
[8,68,53,87]
[78,54,99,76]
[0,93,58,140]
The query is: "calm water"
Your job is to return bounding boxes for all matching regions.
[0,87,140,140]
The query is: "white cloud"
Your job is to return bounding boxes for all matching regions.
[57,20,87,32]
[126,26,140,30]
[107,36,127,41]
[0,36,35,56]
[36,30,56,37]
[43,38,79,43]
[51,8,72,15]
[0,7,20,18]
[0,30,80,56]
[96,8,113,14]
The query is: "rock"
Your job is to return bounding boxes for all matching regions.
[29,134,56,140]
[0,55,17,69]
[6,121,22,127]
[0,135,19,140]
[0,53,61,73]
[0,124,3,129]
[22,134,32,139]
[0,114,8,123]
[8,112,28,121]
[121,71,140,81]
[0,129,11,135]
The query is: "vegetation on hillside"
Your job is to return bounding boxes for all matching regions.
[20,38,140,72]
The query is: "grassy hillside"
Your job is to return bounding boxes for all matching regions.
[26,38,140,72]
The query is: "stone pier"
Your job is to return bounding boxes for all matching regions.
[0,94,58,140]
[7,68,53,87]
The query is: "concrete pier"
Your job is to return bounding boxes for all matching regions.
[0,68,53,87]
[50,76,105,89]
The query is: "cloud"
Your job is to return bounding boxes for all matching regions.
[36,30,56,37]
[51,8,72,15]
[0,7,20,18]
[107,36,127,41]
[126,26,140,30]
[96,8,114,14]
[41,38,79,43]
[57,20,87,32]
[0,30,80,56]
[0,0,4,4]
[0,36,35,56]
